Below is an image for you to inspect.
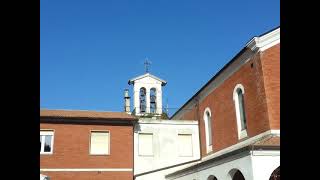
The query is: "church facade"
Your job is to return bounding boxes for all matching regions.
[40,26,280,180]
[166,26,280,180]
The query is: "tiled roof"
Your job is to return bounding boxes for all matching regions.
[40,109,138,121]
[253,135,280,147]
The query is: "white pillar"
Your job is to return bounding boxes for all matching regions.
[156,89,162,114]
[134,88,140,114]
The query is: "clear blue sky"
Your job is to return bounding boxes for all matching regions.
[40,0,279,116]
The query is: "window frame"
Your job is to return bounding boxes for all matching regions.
[138,132,154,156]
[40,130,54,155]
[177,133,193,157]
[89,130,111,156]
[233,84,248,139]
[203,107,213,153]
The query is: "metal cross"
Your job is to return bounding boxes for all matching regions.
[144,58,151,73]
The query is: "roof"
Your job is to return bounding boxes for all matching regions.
[40,109,138,121]
[166,133,280,178]
[128,73,167,86]
[252,134,280,147]
[170,26,280,119]
[256,25,280,38]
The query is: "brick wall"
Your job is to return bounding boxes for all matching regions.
[175,43,280,157]
[40,171,132,180]
[40,122,134,179]
[260,44,280,129]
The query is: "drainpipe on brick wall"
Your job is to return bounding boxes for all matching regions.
[195,96,203,159]
[132,120,138,180]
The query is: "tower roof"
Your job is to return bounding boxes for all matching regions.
[128,73,167,86]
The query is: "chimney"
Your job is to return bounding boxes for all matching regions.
[124,89,131,113]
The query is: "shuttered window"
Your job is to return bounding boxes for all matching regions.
[138,133,153,156]
[90,131,110,155]
[178,134,193,157]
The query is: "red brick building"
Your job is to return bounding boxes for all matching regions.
[40,109,138,180]
[167,27,280,180]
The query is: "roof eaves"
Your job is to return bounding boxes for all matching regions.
[128,73,167,85]
[170,26,280,119]
[40,115,138,121]
[170,46,248,119]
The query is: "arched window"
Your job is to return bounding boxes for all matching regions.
[203,107,213,153]
[237,88,247,130]
[269,166,280,180]
[233,170,245,180]
[233,84,248,139]
[140,87,146,113]
[229,169,245,180]
[150,88,157,113]
[207,175,218,180]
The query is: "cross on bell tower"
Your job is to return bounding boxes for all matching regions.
[144,58,151,73]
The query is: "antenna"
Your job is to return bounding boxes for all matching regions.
[144,58,152,73]
[166,98,169,116]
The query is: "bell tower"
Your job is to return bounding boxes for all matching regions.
[128,60,167,116]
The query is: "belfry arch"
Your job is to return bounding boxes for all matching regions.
[228,169,245,180]
[150,88,157,113]
[139,87,147,113]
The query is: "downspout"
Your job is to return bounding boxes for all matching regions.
[133,119,138,180]
[195,96,202,178]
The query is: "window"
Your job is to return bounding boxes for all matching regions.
[203,108,213,153]
[40,174,51,180]
[90,131,110,155]
[237,88,247,130]
[138,133,153,156]
[207,175,218,180]
[178,134,193,157]
[206,111,212,145]
[40,130,54,154]
[233,84,248,139]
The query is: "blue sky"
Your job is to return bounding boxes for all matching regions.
[40,0,279,116]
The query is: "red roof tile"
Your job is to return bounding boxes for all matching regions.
[253,135,280,146]
[40,109,138,121]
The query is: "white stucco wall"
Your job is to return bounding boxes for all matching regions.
[168,153,253,180]
[166,149,280,180]
[135,162,198,180]
[134,119,200,179]
[250,150,280,180]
